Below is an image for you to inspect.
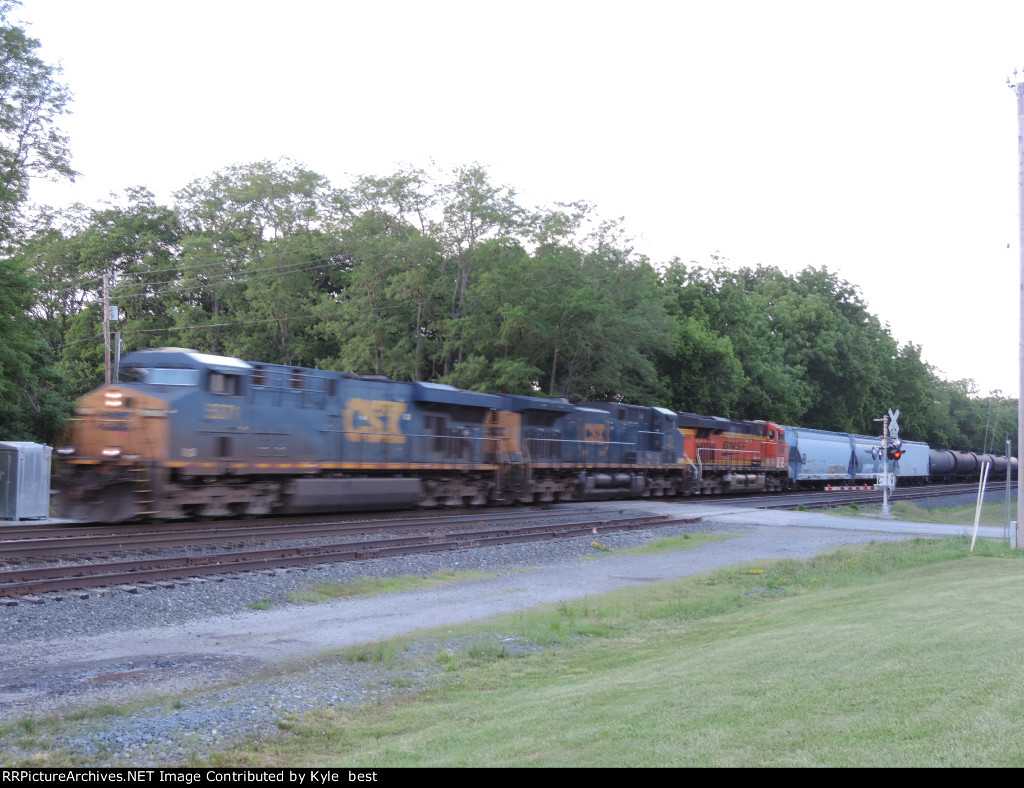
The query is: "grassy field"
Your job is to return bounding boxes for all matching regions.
[198,534,1024,768]
[826,498,1017,527]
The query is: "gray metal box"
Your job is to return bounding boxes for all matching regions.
[0,442,52,520]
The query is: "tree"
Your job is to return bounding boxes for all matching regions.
[433,165,525,374]
[13,191,184,397]
[173,160,347,361]
[658,260,745,415]
[0,256,68,439]
[85,188,182,341]
[15,205,94,354]
[448,221,670,403]
[315,170,447,380]
[0,1,75,244]
[0,3,76,440]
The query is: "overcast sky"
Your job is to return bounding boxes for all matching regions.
[15,0,1024,399]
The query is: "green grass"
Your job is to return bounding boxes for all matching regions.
[889,499,1014,526]
[829,498,1015,526]
[195,535,1024,768]
[285,568,490,604]
[584,530,735,559]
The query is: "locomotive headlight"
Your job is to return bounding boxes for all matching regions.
[56,445,75,456]
[101,446,123,458]
[104,391,124,408]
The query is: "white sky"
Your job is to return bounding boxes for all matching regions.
[15,0,1024,398]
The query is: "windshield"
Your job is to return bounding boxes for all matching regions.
[119,367,200,386]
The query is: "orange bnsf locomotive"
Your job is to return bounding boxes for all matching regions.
[675,412,788,494]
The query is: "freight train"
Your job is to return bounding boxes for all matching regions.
[53,348,1016,522]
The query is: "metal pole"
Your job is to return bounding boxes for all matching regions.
[1015,79,1024,549]
[882,416,891,517]
[1007,437,1012,535]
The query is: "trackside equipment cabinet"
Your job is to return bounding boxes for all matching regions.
[0,441,52,520]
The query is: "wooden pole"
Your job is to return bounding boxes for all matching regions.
[103,273,111,385]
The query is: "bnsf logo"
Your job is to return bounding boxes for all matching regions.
[722,440,748,450]
[342,399,407,444]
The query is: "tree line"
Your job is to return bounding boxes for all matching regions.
[0,5,1015,454]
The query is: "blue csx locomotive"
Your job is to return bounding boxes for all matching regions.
[55,348,1015,522]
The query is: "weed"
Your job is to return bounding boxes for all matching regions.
[349,642,396,664]
[288,569,488,604]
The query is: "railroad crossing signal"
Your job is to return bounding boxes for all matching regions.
[887,409,900,441]
[874,408,902,517]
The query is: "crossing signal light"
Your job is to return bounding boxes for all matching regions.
[887,440,904,462]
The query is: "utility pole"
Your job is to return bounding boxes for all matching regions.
[1013,73,1024,548]
[103,273,111,385]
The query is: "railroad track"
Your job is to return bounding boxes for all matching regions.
[0,483,1003,602]
[0,510,698,602]
[769,482,1007,510]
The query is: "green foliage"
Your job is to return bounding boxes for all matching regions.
[0,5,77,440]
[0,2,75,245]
[347,642,397,665]
[0,137,1014,447]
[287,569,489,604]
[655,257,1015,450]
[0,255,69,440]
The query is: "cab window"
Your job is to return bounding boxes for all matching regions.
[120,367,199,386]
[209,372,241,396]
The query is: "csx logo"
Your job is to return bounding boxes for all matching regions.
[583,423,609,456]
[342,399,407,443]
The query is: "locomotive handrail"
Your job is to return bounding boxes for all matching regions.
[525,436,646,464]
[332,430,502,466]
[696,447,764,467]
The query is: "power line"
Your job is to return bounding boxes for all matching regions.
[44,243,350,293]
